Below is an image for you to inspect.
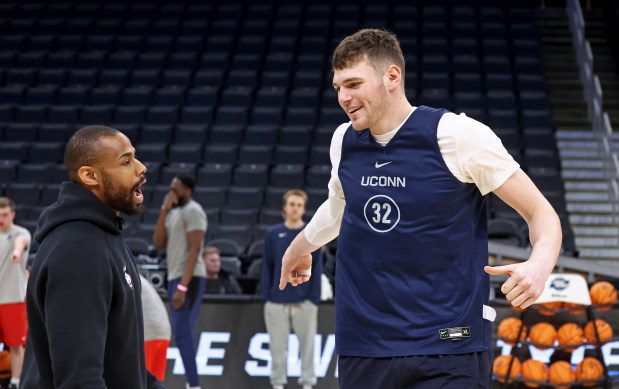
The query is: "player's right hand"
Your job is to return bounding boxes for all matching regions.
[279,247,312,290]
[11,248,24,263]
[162,191,178,211]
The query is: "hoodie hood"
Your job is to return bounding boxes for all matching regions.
[35,181,123,243]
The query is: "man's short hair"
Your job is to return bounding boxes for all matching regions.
[283,189,308,207]
[64,125,120,182]
[175,174,195,192]
[332,29,405,77]
[0,197,15,210]
[203,246,220,257]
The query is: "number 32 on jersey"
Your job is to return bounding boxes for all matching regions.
[363,195,401,233]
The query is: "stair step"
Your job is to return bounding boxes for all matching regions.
[575,237,619,247]
[565,181,610,191]
[570,214,617,225]
[562,170,607,180]
[556,130,596,140]
[567,203,615,213]
[572,226,619,236]
[578,248,619,260]
[561,160,605,169]
[565,192,613,202]
[558,140,599,149]
[560,149,602,159]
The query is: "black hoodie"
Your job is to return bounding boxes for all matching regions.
[21,182,164,389]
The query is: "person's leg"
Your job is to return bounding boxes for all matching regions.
[168,278,200,387]
[9,345,25,381]
[338,355,400,389]
[264,301,291,388]
[290,300,318,388]
[406,351,492,389]
[187,277,206,337]
[0,302,27,387]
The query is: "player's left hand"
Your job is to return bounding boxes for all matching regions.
[172,290,186,310]
[484,261,550,309]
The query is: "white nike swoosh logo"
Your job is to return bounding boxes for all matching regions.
[375,161,393,168]
[278,233,287,238]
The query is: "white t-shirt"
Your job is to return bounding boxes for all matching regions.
[304,107,520,246]
[0,225,31,304]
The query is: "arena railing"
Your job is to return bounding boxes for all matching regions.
[489,241,619,283]
[566,0,619,225]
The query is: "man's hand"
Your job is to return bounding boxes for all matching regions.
[162,191,178,211]
[11,247,24,263]
[172,290,186,310]
[279,247,313,290]
[485,261,551,309]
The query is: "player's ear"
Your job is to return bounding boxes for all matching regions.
[384,64,402,91]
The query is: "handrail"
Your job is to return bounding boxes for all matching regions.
[566,0,619,228]
[489,241,619,281]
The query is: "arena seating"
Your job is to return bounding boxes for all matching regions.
[0,1,575,279]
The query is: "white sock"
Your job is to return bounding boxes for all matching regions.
[10,378,20,385]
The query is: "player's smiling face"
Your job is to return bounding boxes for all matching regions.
[333,59,389,131]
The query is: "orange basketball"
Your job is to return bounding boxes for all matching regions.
[590,281,617,310]
[0,350,10,379]
[521,359,548,388]
[563,302,585,315]
[537,301,563,316]
[548,361,576,389]
[584,319,613,344]
[512,305,526,312]
[557,323,584,352]
[493,355,521,383]
[576,357,604,387]
[498,317,527,346]
[529,322,557,350]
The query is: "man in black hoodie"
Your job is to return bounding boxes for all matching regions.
[21,125,164,388]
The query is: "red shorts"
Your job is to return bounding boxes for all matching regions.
[0,302,27,347]
[144,339,169,381]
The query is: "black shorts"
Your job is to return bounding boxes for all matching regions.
[338,350,493,389]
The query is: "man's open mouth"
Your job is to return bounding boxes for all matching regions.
[133,179,147,203]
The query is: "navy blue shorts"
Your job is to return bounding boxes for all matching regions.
[338,351,493,389]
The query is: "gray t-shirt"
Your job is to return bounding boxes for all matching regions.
[165,199,207,280]
[0,225,31,304]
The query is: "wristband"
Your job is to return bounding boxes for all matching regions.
[177,283,188,292]
[296,268,312,277]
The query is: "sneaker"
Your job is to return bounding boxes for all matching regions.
[9,384,18,389]
[273,385,284,389]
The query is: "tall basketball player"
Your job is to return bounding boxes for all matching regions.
[279,29,562,388]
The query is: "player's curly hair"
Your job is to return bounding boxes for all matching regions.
[332,29,405,76]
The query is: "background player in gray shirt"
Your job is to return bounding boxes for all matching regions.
[0,197,30,389]
[153,173,207,389]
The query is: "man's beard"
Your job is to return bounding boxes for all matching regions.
[176,195,188,207]
[101,173,145,216]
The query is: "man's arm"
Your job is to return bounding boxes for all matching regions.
[260,233,274,301]
[12,235,29,263]
[485,169,562,309]
[44,239,112,387]
[171,230,205,310]
[153,192,177,250]
[279,123,348,290]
